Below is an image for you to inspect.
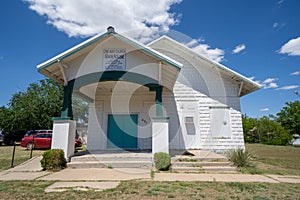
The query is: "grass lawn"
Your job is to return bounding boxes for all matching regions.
[244,143,300,175]
[0,144,45,171]
[0,143,299,199]
[0,180,299,200]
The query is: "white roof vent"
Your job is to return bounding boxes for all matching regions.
[107,26,115,33]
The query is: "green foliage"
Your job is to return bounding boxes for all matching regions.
[227,148,251,167]
[0,78,89,132]
[242,115,291,145]
[0,79,63,132]
[154,152,171,171]
[277,101,300,136]
[150,169,155,180]
[0,106,14,132]
[243,100,300,146]
[242,115,259,143]
[72,97,89,123]
[40,149,66,171]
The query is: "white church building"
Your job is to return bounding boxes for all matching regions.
[37,27,259,158]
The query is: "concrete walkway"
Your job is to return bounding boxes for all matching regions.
[1,156,300,192]
[45,181,121,193]
[154,173,279,183]
[39,168,151,181]
[7,156,43,172]
[0,156,49,181]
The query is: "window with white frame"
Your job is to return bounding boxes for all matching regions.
[185,116,196,135]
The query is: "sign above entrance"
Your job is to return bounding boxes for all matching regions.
[103,48,126,71]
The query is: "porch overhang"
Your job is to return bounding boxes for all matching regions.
[62,71,168,118]
[70,71,161,102]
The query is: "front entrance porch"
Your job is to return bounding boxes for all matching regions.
[40,27,182,160]
[53,76,172,159]
[85,80,169,153]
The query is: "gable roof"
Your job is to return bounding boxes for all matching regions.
[37,27,182,84]
[148,35,261,97]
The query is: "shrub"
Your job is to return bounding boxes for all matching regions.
[154,152,171,171]
[40,149,67,171]
[227,148,251,168]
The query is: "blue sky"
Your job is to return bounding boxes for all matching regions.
[0,0,299,118]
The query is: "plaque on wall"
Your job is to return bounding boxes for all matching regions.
[103,48,126,70]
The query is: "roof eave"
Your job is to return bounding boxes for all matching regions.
[37,31,182,73]
[112,33,182,70]
[37,32,111,71]
[149,35,261,94]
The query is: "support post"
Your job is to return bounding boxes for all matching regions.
[149,85,169,154]
[152,117,169,154]
[52,118,76,160]
[149,85,163,117]
[61,80,74,119]
[52,80,76,160]
[155,86,163,117]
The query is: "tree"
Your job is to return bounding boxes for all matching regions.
[277,101,300,136]
[242,115,259,143]
[6,79,64,131]
[258,116,291,145]
[72,97,89,124]
[242,115,291,145]
[0,106,14,132]
[0,78,90,132]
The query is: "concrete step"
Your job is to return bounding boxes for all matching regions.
[71,154,152,162]
[202,166,237,173]
[171,166,205,173]
[67,161,152,169]
[171,155,228,162]
[172,166,237,173]
[172,161,232,168]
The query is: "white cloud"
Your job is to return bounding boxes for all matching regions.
[191,44,225,62]
[185,39,225,62]
[185,39,203,47]
[263,78,277,84]
[279,36,300,56]
[290,71,300,76]
[260,108,269,111]
[247,76,261,86]
[23,0,182,42]
[276,85,299,90]
[232,44,246,54]
[273,22,278,28]
[24,0,228,62]
[264,82,279,89]
[255,77,279,89]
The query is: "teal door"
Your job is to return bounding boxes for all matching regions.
[107,114,138,149]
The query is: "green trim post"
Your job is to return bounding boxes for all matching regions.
[61,81,74,119]
[155,86,163,117]
[149,86,163,117]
